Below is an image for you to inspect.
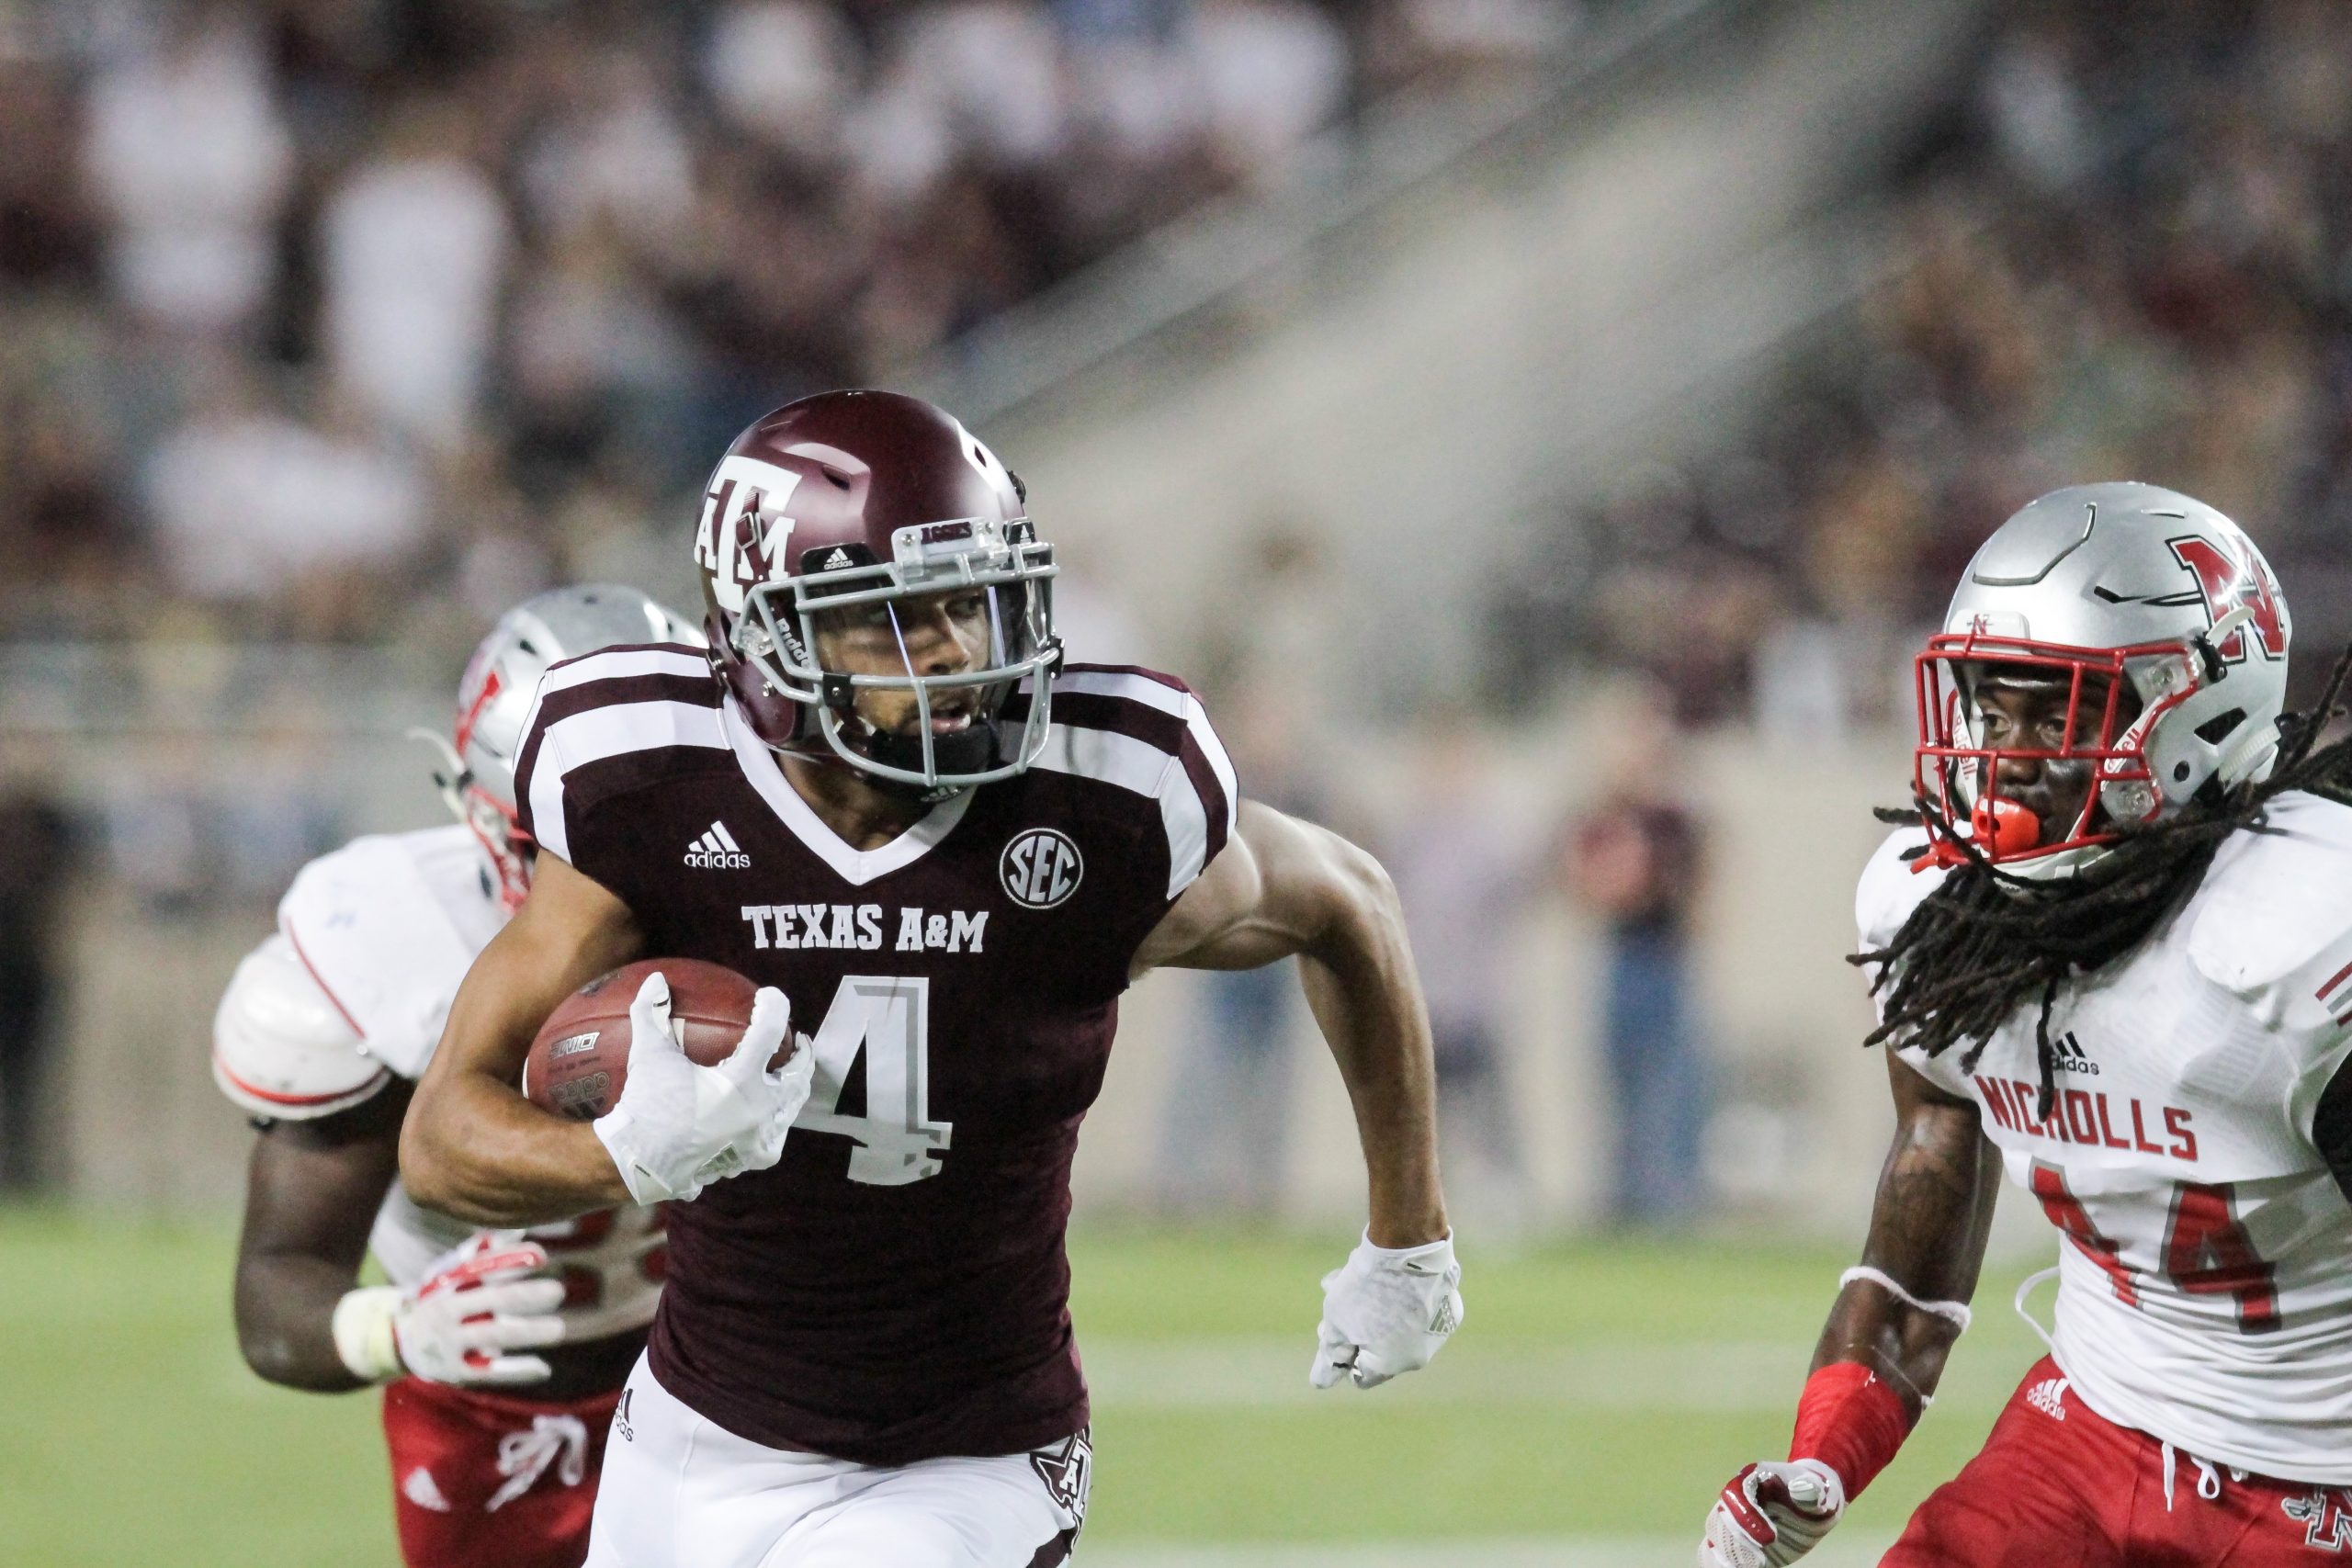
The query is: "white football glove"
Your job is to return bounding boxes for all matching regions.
[331,1235,567,1387]
[1309,1229,1463,1390]
[1699,1459,1845,1568]
[593,973,812,1205]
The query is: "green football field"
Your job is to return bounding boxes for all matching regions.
[0,1209,2055,1566]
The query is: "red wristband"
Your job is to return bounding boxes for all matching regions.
[1789,1361,1913,1499]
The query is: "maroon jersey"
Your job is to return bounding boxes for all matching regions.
[514,646,1236,1464]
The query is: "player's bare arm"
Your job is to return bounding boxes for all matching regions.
[1135,798,1446,1247]
[1700,1042,1998,1566]
[1134,797,1463,1392]
[235,1083,410,1390]
[400,853,645,1224]
[1812,1049,2000,1414]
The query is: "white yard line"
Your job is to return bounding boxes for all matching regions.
[1080,1338,2007,1413]
[1078,1538,1899,1566]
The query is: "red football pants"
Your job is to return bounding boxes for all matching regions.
[1884,1355,2352,1566]
[381,1378,622,1568]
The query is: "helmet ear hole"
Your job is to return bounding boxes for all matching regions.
[2194,707,2247,746]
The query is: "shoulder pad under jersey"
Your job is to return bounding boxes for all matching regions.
[513,644,731,867]
[277,827,501,1079]
[212,933,390,1119]
[1856,824,1946,957]
[2188,792,2352,1034]
[1024,664,1238,903]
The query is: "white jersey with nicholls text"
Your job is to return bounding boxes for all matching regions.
[1859,792,2352,1482]
[217,824,665,1344]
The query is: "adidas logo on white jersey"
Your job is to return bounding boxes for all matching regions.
[2026,1375,2069,1421]
[684,822,752,870]
[2052,1031,2100,1077]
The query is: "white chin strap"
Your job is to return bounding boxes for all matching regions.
[404,727,470,818]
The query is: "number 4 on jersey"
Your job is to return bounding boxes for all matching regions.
[2164,1182,2280,1334]
[2031,1160,2278,1333]
[794,976,954,1186]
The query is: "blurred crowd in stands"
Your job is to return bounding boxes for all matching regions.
[8,1,2348,721]
[1497,0,2352,728]
[11,0,2350,1214]
[0,0,1566,655]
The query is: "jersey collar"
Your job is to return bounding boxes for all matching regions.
[719,694,975,886]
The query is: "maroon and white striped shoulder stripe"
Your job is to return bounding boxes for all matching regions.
[514,644,726,864]
[1013,665,1238,900]
[519,642,721,734]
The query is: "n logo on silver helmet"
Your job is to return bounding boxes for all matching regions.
[2169,535,2287,662]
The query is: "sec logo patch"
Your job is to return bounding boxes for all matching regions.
[1001,828,1083,910]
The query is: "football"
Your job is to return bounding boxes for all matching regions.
[521,957,763,1122]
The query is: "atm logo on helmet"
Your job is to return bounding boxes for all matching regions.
[2168,535,2286,662]
[695,456,804,612]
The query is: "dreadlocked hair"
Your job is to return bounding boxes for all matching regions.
[1853,640,2352,1123]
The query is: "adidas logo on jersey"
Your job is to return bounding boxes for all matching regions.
[684,822,752,870]
[2025,1376,2069,1421]
[2052,1032,2100,1076]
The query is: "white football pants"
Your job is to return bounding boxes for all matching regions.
[582,1355,1086,1568]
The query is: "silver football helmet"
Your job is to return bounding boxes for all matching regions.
[419,584,705,909]
[1915,481,2290,880]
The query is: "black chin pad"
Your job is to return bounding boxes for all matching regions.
[862,720,1002,782]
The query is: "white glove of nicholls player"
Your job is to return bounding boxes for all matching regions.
[1310,1230,1463,1390]
[1699,1459,1846,1568]
[331,1235,567,1387]
[593,973,813,1205]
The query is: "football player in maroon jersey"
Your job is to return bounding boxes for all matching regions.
[401,390,1461,1566]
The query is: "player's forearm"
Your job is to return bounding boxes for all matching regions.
[1810,1091,1999,1414]
[401,1069,628,1224]
[1299,852,1448,1248]
[234,1252,369,1393]
[234,1105,405,1392]
[1748,1059,1996,1510]
[401,876,642,1223]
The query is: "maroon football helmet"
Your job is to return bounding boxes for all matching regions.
[693,389,1060,794]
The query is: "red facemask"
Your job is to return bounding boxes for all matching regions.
[1911,628,2192,872]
